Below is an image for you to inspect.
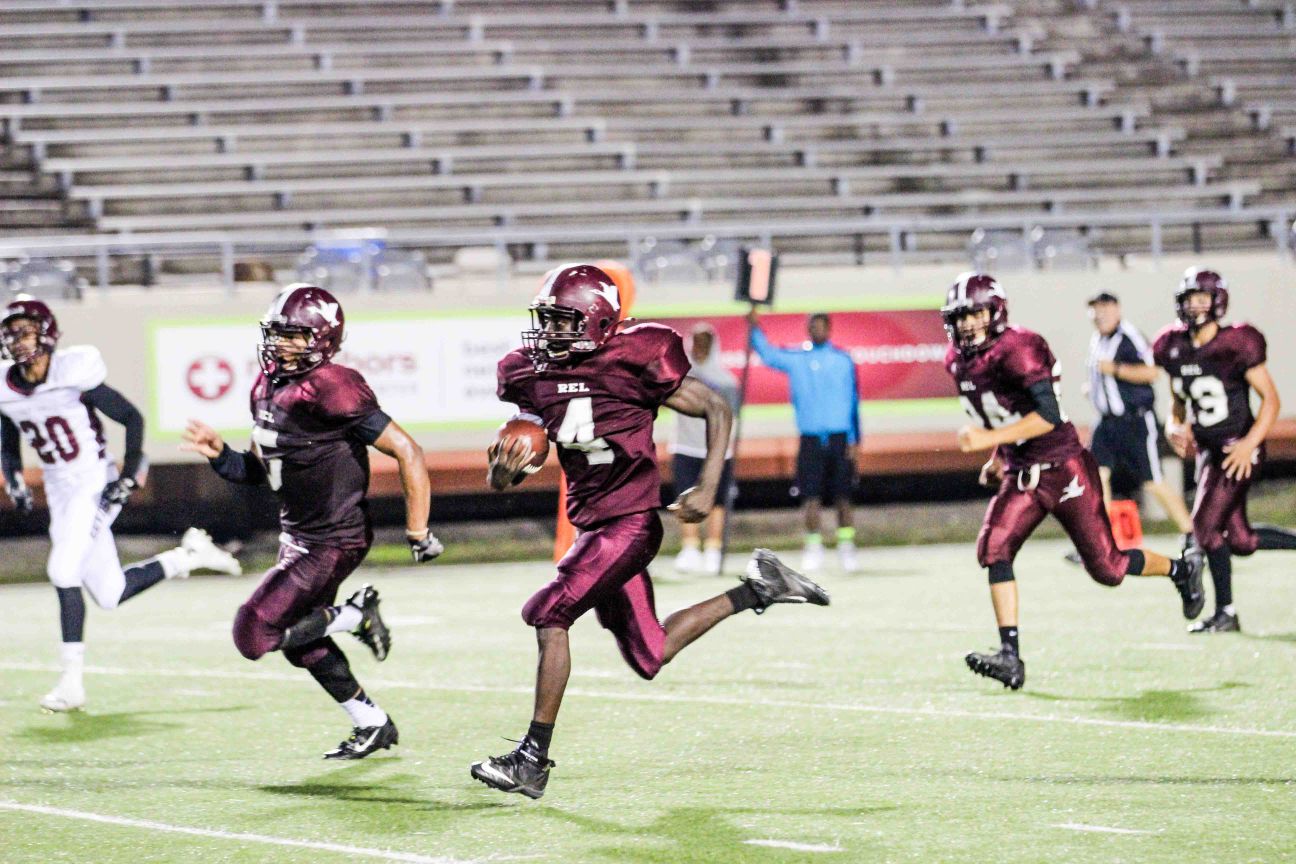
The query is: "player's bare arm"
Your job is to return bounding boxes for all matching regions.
[664,376,733,523]
[371,419,441,561]
[957,412,1055,453]
[1222,363,1280,481]
[1164,393,1194,459]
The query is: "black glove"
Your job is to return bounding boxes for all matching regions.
[100,477,138,509]
[408,530,444,563]
[6,481,32,515]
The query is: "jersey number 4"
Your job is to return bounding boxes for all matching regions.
[556,396,614,465]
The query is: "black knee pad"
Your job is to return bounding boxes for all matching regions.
[1123,549,1145,576]
[988,562,1015,584]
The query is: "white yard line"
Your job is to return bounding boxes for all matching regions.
[1052,823,1157,835]
[5,661,1296,740]
[743,839,843,852]
[746,839,844,854]
[0,801,477,864]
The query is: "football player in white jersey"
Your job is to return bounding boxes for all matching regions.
[0,299,243,712]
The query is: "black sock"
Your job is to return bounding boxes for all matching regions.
[525,720,554,756]
[998,626,1019,656]
[1167,557,1184,583]
[1255,525,1296,551]
[725,583,763,613]
[1124,549,1146,576]
[56,587,85,643]
[1206,547,1233,611]
[305,642,360,703]
[280,607,336,652]
[118,560,166,604]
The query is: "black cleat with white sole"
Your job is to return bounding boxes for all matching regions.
[1173,548,1206,621]
[965,648,1026,690]
[470,744,555,799]
[347,584,391,662]
[1189,609,1241,634]
[740,548,831,613]
[323,717,399,760]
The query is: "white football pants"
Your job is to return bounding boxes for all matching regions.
[44,462,125,609]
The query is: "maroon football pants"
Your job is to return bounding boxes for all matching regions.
[1192,445,1263,555]
[977,450,1130,586]
[232,539,368,667]
[522,509,667,680]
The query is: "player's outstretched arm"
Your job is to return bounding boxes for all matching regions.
[182,419,268,485]
[1223,363,1280,480]
[372,419,442,562]
[664,377,733,523]
[958,379,1060,453]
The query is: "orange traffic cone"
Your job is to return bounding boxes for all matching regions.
[1107,499,1144,551]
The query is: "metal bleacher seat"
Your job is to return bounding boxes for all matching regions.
[0,0,1285,267]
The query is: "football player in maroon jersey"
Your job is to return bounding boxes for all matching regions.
[182,284,444,759]
[470,264,830,799]
[943,273,1204,690]
[1153,268,1296,633]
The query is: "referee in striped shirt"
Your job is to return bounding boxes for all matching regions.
[1085,292,1194,543]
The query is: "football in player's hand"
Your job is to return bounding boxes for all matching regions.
[488,415,549,490]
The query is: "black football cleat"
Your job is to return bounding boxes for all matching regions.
[1189,609,1241,634]
[1062,549,1083,566]
[965,648,1026,690]
[323,717,399,760]
[1173,548,1206,620]
[470,744,555,799]
[347,584,391,662]
[740,548,831,613]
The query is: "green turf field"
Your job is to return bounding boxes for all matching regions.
[3,536,1295,863]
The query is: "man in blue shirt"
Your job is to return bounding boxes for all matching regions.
[748,308,861,572]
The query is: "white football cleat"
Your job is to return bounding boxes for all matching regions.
[673,546,704,573]
[838,541,860,573]
[800,541,825,573]
[702,547,723,575]
[180,527,243,576]
[40,675,85,713]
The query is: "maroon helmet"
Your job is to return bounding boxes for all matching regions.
[940,272,1008,355]
[258,283,345,378]
[1175,267,1229,329]
[0,298,60,365]
[522,263,622,371]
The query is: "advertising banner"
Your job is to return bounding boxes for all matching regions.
[150,306,951,439]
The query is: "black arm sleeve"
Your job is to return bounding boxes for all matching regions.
[350,409,392,446]
[1027,379,1064,427]
[83,384,145,480]
[0,415,22,488]
[210,443,268,486]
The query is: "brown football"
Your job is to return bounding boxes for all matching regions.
[493,414,550,475]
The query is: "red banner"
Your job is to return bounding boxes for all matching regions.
[650,310,952,403]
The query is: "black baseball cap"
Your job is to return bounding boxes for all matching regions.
[1087,291,1120,305]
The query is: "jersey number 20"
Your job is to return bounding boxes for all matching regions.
[556,397,614,465]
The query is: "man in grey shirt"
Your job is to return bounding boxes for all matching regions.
[671,323,739,574]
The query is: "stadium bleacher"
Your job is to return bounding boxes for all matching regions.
[0,0,1291,266]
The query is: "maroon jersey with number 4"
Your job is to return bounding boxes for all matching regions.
[945,326,1083,471]
[1152,323,1266,453]
[249,363,386,549]
[498,323,691,529]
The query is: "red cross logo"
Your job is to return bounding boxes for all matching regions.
[186,356,235,401]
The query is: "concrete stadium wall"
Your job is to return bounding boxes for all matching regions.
[42,250,1296,467]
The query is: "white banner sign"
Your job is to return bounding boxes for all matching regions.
[151,313,526,435]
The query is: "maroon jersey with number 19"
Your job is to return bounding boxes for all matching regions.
[1152,322,1266,453]
[497,323,691,529]
[945,326,1083,471]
